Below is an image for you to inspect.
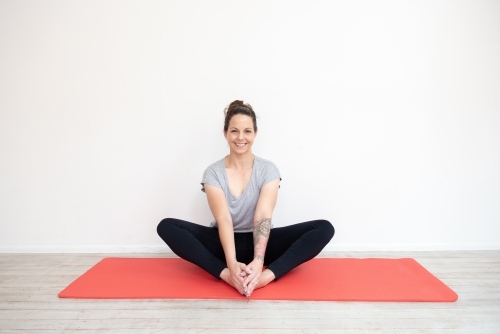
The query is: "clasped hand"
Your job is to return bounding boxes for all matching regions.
[229,259,263,297]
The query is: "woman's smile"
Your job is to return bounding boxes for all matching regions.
[224,114,257,155]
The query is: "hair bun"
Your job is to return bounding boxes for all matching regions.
[223,100,257,132]
[226,100,253,115]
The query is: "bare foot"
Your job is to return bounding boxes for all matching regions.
[254,268,275,290]
[220,268,246,294]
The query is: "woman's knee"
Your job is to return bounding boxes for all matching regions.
[157,218,177,239]
[315,219,335,241]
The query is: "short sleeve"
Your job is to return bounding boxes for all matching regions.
[262,161,281,186]
[200,164,223,193]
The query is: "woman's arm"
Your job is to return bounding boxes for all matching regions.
[243,178,280,295]
[204,184,248,294]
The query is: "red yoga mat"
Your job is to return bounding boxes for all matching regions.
[58,258,458,302]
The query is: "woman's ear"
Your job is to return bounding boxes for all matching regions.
[223,130,227,139]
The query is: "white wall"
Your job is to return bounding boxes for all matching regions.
[1,0,499,252]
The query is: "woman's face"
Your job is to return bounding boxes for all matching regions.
[224,114,257,155]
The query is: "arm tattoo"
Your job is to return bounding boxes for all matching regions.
[253,218,272,248]
[255,218,271,237]
[254,255,264,262]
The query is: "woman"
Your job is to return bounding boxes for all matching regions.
[157,100,334,297]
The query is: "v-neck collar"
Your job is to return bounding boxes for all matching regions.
[223,155,256,200]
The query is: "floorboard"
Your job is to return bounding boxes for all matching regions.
[0,251,499,333]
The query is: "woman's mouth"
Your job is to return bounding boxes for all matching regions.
[235,143,246,148]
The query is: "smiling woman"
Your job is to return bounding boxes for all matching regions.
[225,113,256,157]
[157,100,335,297]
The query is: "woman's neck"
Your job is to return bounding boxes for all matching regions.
[225,152,254,170]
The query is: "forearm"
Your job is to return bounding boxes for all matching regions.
[253,217,272,261]
[217,219,237,266]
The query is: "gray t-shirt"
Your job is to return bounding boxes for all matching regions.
[201,155,281,232]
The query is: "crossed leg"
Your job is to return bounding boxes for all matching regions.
[157,218,335,294]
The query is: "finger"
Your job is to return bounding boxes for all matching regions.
[251,277,259,289]
[240,264,252,275]
[248,274,259,287]
[232,267,244,278]
[235,276,245,286]
[243,273,255,287]
[246,282,255,296]
[239,263,248,271]
[247,280,258,296]
[233,277,245,293]
[246,284,253,296]
[243,265,255,284]
[234,281,245,295]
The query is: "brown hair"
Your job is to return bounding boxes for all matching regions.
[223,100,257,132]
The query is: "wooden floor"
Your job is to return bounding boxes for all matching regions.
[0,251,499,333]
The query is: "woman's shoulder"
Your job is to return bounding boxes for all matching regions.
[202,158,226,181]
[254,155,280,173]
[254,155,278,167]
[204,157,225,172]
[201,158,226,192]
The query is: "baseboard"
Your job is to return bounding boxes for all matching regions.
[1,243,499,253]
[0,245,169,253]
[322,243,500,251]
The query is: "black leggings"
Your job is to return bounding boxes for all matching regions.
[157,218,335,280]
